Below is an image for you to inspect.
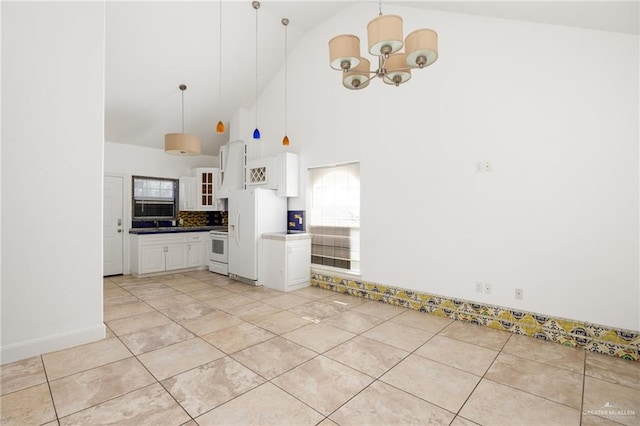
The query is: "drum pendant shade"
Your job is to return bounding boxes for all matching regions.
[329,34,361,70]
[367,14,403,55]
[164,133,201,156]
[343,57,371,90]
[405,28,438,69]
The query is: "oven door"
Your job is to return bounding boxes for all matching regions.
[209,233,228,264]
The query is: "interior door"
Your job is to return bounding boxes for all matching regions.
[103,175,124,276]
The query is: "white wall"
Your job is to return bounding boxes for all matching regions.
[249,5,640,331]
[1,2,106,363]
[104,141,218,274]
[105,141,218,179]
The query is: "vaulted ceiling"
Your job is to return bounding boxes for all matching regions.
[105,1,638,155]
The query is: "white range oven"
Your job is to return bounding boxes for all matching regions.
[209,230,228,275]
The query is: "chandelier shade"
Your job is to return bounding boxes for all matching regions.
[405,28,438,69]
[165,133,201,156]
[329,34,361,71]
[367,14,403,56]
[384,53,411,86]
[342,57,371,89]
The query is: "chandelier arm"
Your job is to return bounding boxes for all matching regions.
[358,73,378,87]
[347,68,379,75]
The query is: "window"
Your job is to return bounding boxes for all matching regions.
[131,176,178,220]
[308,162,360,272]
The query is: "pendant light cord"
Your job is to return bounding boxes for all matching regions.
[219,0,222,112]
[284,20,288,135]
[255,2,259,129]
[181,88,185,133]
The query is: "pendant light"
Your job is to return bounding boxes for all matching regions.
[165,84,201,156]
[216,0,225,134]
[281,18,290,146]
[252,1,261,140]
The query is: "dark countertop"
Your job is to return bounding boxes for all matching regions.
[129,226,227,235]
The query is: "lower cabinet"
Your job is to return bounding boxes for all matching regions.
[186,234,204,268]
[259,233,311,292]
[131,232,207,276]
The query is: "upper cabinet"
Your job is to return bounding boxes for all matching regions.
[179,176,197,211]
[246,152,299,197]
[277,152,299,198]
[217,140,245,199]
[180,168,224,211]
[195,168,224,211]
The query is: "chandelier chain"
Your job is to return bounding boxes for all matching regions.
[378,0,382,16]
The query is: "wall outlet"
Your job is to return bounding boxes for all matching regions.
[484,282,492,294]
[476,161,492,173]
[515,288,523,300]
[475,282,483,293]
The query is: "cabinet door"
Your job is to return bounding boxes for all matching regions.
[187,242,204,267]
[277,152,299,197]
[287,240,311,287]
[179,177,197,211]
[140,244,166,274]
[195,168,222,211]
[165,243,188,271]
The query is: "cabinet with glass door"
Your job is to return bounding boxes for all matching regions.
[194,168,223,211]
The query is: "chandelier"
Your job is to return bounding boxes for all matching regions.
[329,2,438,90]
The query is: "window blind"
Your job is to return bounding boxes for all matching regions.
[308,162,360,272]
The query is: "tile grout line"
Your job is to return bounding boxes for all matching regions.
[108,278,197,424]
[85,274,633,424]
[39,354,61,424]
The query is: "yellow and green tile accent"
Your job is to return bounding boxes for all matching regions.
[311,271,639,362]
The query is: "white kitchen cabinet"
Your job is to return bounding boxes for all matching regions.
[186,233,205,268]
[277,152,299,197]
[245,153,299,197]
[259,233,311,292]
[164,244,188,271]
[195,168,224,211]
[179,176,197,211]
[246,157,277,189]
[130,232,207,276]
[139,244,166,274]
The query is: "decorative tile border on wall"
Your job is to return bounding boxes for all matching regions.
[311,271,639,362]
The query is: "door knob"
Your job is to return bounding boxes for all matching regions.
[117,229,122,233]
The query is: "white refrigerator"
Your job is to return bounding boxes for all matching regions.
[228,188,287,284]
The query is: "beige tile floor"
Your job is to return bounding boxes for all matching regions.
[2,271,639,425]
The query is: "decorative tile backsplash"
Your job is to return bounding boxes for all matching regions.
[311,271,639,362]
[288,210,305,233]
[178,211,210,227]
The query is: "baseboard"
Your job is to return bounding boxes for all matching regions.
[1,323,106,365]
[311,270,639,362]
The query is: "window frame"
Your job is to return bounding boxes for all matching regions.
[131,175,179,221]
[307,161,360,274]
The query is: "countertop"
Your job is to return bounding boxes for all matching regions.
[129,226,227,235]
[261,232,311,241]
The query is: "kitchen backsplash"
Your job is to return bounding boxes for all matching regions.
[288,210,305,233]
[132,211,227,228]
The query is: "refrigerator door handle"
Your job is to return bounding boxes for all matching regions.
[235,211,241,246]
